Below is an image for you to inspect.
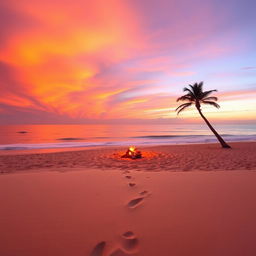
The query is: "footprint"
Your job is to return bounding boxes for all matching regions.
[123,170,130,174]
[122,238,138,252]
[139,190,148,196]
[90,241,106,256]
[125,175,132,179]
[128,183,136,187]
[121,231,139,252]
[110,231,139,256]
[127,197,144,208]
[122,231,135,239]
[109,248,130,256]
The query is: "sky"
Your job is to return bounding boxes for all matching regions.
[0,0,256,124]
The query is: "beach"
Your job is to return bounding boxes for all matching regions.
[1,142,256,256]
[2,0,256,254]
[1,142,256,173]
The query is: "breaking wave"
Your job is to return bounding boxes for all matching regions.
[0,134,255,151]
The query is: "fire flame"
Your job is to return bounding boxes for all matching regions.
[128,146,136,156]
[121,145,142,159]
[129,146,136,152]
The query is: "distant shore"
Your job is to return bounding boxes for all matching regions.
[1,141,256,173]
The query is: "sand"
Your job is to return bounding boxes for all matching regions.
[0,142,256,256]
[0,142,256,173]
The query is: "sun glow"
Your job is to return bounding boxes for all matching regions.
[0,0,255,124]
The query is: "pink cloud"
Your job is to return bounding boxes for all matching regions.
[0,0,255,123]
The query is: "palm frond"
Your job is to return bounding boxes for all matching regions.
[189,84,197,94]
[175,103,192,114]
[176,94,194,102]
[183,87,195,98]
[203,96,218,101]
[198,81,203,91]
[176,82,221,113]
[176,102,192,110]
[201,90,217,99]
[188,82,204,99]
[202,100,220,108]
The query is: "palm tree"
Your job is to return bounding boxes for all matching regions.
[176,82,231,148]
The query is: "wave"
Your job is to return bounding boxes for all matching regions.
[131,134,256,139]
[0,134,255,151]
[131,135,208,139]
[57,137,85,141]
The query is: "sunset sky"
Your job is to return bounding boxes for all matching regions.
[0,0,255,124]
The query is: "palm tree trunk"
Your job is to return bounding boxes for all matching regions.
[197,107,231,148]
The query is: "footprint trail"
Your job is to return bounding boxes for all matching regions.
[90,241,106,256]
[127,197,144,208]
[121,231,138,251]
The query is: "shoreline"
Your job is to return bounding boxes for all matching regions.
[0,139,255,155]
[0,137,255,153]
[1,141,256,173]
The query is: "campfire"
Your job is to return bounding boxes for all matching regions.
[122,146,142,159]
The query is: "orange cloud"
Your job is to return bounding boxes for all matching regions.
[0,0,144,118]
[0,0,255,124]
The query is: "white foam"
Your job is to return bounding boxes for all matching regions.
[0,135,255,150]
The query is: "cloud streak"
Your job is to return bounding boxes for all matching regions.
[0,0,255,124]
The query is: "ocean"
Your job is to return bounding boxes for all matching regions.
[0,124,255,151]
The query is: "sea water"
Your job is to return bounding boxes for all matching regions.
[0,124,255,151]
